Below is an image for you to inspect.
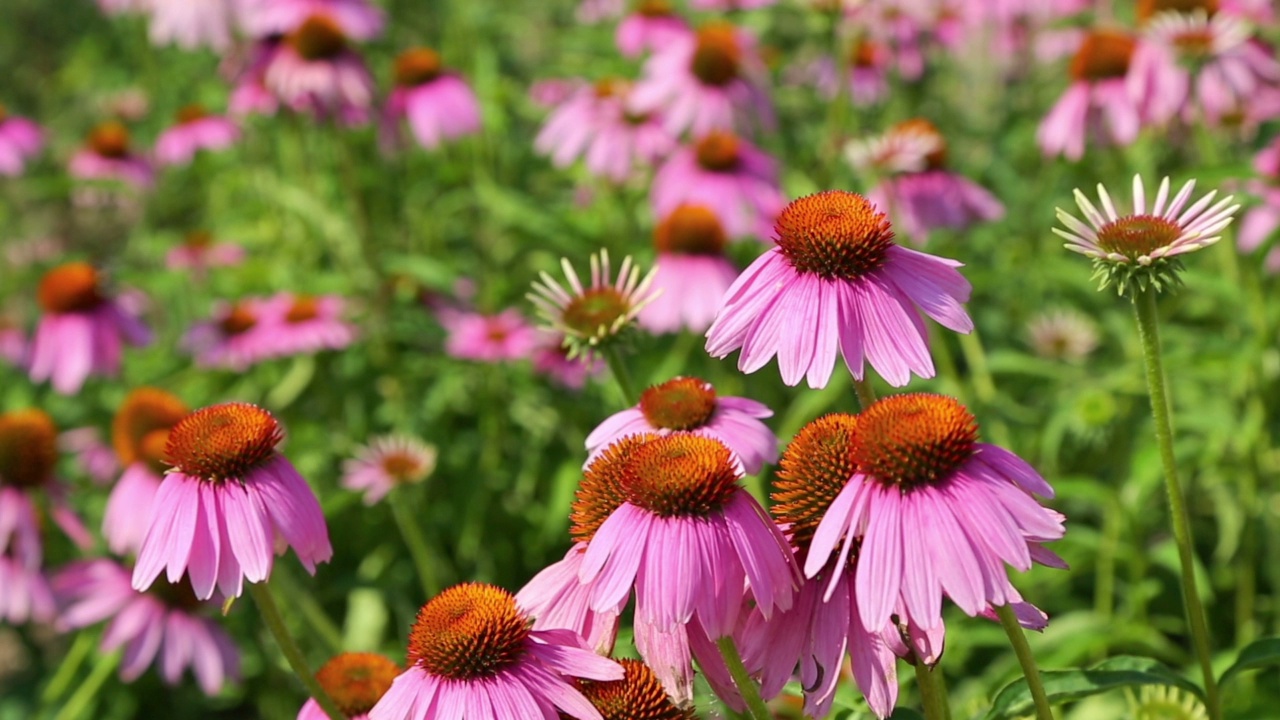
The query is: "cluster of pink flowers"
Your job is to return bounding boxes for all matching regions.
[184,291,356,370]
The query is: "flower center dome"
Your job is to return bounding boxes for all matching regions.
[570,659,691,720]
[0,409,58,490]
[621,434,739,517]
[38,262,104,314]
[851,394,977,491]
[694,131,741,172]
[407,583,531,680]
[315,652,400,717]
[88,122,131,158]
[691,24,742,87]
[285,295,320,323]
[1095,214,1183,261]
[571,434,654,544]
[176,104,207,124]
[165,402,282,481]
[219,303,258,336]
[395,48,443,87]
[290,15,348,61]
[1070,30,1137,81]
[771,413,859,552]
[638,377,717,430]
[1138,0,1218,22]
[113,387,190,470]
[655,205,727,256]
[774,191,895,280]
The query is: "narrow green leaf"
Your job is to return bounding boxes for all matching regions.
[984,656,1204,720]
[1219,638,1280,688]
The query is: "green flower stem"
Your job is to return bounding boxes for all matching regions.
[715,635,772,720]
[853,376,878,410]
[40,630,96,709]
[913,659,952,720]
[601,345,638,406]
[1131,287,1221,719]
[390,488,441,601]
[247,581,346,720]
[52,648,119,720]
[995,604,1054,720]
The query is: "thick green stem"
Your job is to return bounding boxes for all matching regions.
[996,604,1054,720]
[601,345,638,406]
[913,659,952,720]
[1131,288,1220,719]
[853,376,878,409]
[715,636,772,720]
[52,648,119,720]
[247,581,346,720]
[390,487,440,600]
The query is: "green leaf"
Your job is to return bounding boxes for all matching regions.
[1219,638,1280,688]
[984,656,1204,720]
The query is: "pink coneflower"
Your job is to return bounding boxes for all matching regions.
[1130,10,1280,125]
[0,105,43,176]
[68,122,153,188]
[517,544,623,656]
[369,582,623,720]
[586,376,777,475]
[59,427,119,485]
[300,653,399,720]
[264,14,375,122]
[242,0,384,40]
[261,292,357,358]
[1240,138,1280,261]
[55,559,240,695]
[147,0,235,50]
[802,394,1066,634]
[629,22,773,137]
[0,554,54,624]
[850,119,1005,244]
[534,78,675,183]
[705,191,973,388]
[184,298,274,370]
[0,315,25,367]
[574,434,798,701]
[1038,29,1144,160]
[28,263,152,395]
[1054,175,1239,266]
[342,435,438,505]
[230,38,283,117]
[531,333,604,389]
[103,388,190,556]
[528,250,659,358]
[440,308,538,363]
[0,409,93,567]
[841,38,892,105]
[651,131,785,242]
[529,78,580,108]
[616,1,690,58]
[131,402,333,600]
[640,204,739,334]
[154,104,240,166]
[166,230,246,273]
[386,48,481,150]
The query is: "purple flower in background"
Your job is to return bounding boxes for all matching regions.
[147,0,236,50]
[258,292,357,358]
[154,105,240,166]
[0,409,93,567]
[651,131,784,242]
[264,14,374,123]
[440,308,538,363]
[640,204,739,335]
[1038,29,1143,160]
[241,0,384,40]
[29,263,152,395]
[54,559,241,695]
[386,48,481,149]
[616,1,689,57]
[103,388,190,556]
[0,106,43,176]
[342,435,438,505]
[166,230,246,274]
[68,122,153,188]
[535,78,674,183]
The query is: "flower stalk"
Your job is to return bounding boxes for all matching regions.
[247,581,347,720]
[995,603,1054,720]
[914,658,952,720]
[1131,286,1220,719]
[715,635,773,720]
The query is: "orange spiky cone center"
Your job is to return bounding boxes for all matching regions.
[315,652,401,717]
[290,15,348,61]
[852,394,977,491]
[165,402,282,481]
[893,117,948,169]
[771,413,859,552]
[406,583,531,680]
[1095,215,1182,259]
[571,434,654,544]
[774,190,895,280]
[380,449,431,484]
[219,303,258,336]
[562,289,632,338]
[849,38,881,68]
[395,48,443,87]
[638,377,717,430]
[694,130,741,172]
[621,434,739,517]
[654,204,728,256]
[691,24,742,87]
[593,77,630,99]
[1138,0,1218,22]
[113,387,190,469]
[565,659,692,720]
[88,121,131,158]
[285,295,320,323]
[0,409,58,490]
[176,104,208,124]
[38,262,104,314]
[1070,30,1137,81]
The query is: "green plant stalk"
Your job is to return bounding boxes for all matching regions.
[913,659,952,720]
[52,649,119,720]
[995,604,1054,720]
[715,636,772,720]
[602,344,638,406]
[853,376,878,409]
[1131,288,1221,719]
[390,488,441,600]
[40,630,96,709]
[247,581,346,720]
